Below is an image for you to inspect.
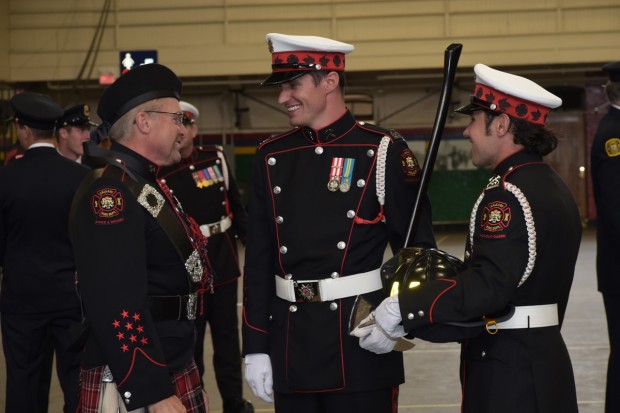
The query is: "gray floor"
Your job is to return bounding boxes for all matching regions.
[2,228,607,412]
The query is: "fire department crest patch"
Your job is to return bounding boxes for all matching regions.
[92,187,125,225]
[481,200,511,232]
[605,138,620,157]
[400,148,420,179]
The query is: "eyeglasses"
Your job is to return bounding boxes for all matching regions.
[143,110,185,126]
[182,116,195,126]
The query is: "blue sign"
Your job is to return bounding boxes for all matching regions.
[119,50,158,74]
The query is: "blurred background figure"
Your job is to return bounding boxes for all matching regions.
[591,60,620,413]
[56,104,97,163]
[0,92,88,413]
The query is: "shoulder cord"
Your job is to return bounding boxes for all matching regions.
[468,182,537,287]
[376,135,390,207]
[215,149,230,190]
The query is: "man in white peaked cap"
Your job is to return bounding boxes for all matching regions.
[158,102,252,413]
[242,33,436,412]
[355,64,581,413]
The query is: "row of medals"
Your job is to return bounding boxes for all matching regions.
[328,178,351,193]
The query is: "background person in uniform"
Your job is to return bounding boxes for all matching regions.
[35,105,97,412]
[56,104,97,163]
[159,101,252,413]
[591,60,620,413]
[0,92,88,413]
[70,63,209,412]
[242,33,436,413]
[355,64,582,413]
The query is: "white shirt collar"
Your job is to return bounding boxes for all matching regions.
[28,142,56,150]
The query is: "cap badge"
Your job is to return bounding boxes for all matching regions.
[84,104,91,117]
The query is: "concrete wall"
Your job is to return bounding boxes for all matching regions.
[3,0,619,82]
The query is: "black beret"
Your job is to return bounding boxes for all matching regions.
[60,104,97,127]
[97,63,182,125]
[10,92,63,130]
[603,61,620,82]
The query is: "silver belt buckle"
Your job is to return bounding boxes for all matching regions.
[209,223,221,235]
[294,281,322,302]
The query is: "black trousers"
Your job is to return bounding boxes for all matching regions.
[194,279,244,407]
[604,293,620,413]
[274,387,399,413]
[1,307,81,413]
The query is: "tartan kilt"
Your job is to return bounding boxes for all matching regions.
[78,360,208,412]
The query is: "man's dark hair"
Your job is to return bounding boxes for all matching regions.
[307,71,346,91]
[605,81,620,103]
[484,111,558,156]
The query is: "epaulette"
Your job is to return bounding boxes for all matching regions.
[258,127,298,149]
[356,122,404,142]
[356,121,388,135]
[387,128,404,141]
[196,145,222,153]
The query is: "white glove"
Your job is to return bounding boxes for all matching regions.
[352,296,406,354]
[358,323,402,354]
[373,295,405,338]
[244,353,274,403]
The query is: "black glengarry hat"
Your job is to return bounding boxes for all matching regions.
[9,92,63,130]
[97,63,182,126]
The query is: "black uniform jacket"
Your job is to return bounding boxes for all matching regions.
[71,143,202,408]
[400,151,581,413]
[591,105,620,295]
[0,146,88,314]
[159,146,248,287]
[243,110,436,393]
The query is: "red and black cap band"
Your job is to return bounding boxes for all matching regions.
[455,83,551,125]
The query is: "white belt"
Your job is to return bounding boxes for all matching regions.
[199,216,232,238]
[494,304,558,330]
[275,269,382,303]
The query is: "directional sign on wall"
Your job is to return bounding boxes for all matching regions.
[119,50,158,74]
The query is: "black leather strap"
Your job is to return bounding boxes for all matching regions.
[148,294,197,321]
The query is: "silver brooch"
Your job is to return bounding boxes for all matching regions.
[185,250,203,283]
[137,184,165,218]
[187,293,198,321]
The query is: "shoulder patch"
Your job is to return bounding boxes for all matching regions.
[92,186,125,225]
[400,148,421,180]
[196,146,218,153]
[480,200,511,235]
[605,138,620,157]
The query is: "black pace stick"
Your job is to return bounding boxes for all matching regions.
[403,43,463,246]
